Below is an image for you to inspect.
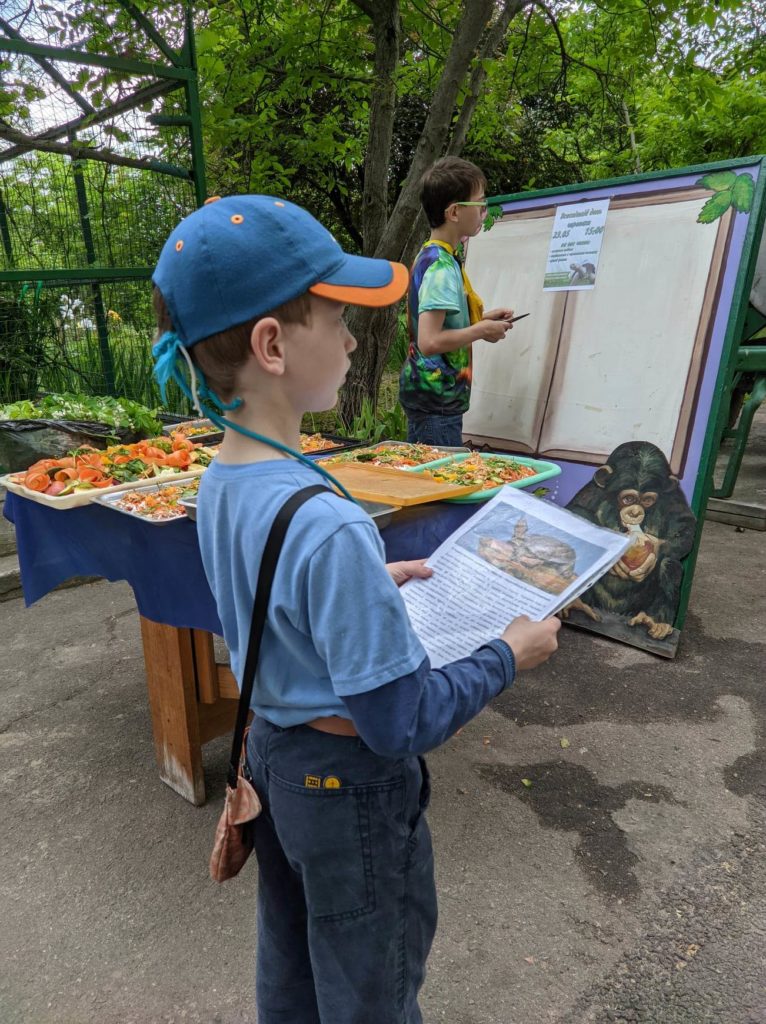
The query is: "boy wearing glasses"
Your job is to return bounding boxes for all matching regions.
[399,156,516,447]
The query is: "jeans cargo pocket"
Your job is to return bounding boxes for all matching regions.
[269,776,404,923]
[407,757,431,853]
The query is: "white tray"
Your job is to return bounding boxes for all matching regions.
[1,467,204,510]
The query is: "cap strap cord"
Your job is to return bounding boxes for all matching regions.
[151,335,356,501]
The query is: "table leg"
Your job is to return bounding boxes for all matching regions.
[140,616,206,805]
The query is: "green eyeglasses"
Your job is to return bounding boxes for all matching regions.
[451,200,488,212]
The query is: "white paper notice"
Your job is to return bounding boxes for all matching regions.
[399,487,629,668]
[543,199,610,291]
[401,543,550,667]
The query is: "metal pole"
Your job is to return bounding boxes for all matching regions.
[71,140,116,395]
[183,3,207,207]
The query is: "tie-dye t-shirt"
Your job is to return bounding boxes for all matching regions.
[398,243,472,415]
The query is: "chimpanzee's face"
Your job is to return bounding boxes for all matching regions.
[617,489,658,528]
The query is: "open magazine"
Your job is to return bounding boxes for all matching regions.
[400,487,631,667]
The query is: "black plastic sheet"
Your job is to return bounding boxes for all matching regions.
[0,419,142,474]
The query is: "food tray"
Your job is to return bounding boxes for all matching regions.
[326,462,481,505]
[300,433,365,458]
[316,440,470,468]
[357,499,401,530]
[162,417,223,446]
[1,466,205,510]
[93,479,201,524]
[408,452,561,503]
[180,494,400,530]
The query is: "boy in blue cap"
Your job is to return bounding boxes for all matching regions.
[151,195,560,1024]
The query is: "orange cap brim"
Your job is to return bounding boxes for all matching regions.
[309,261,409,307]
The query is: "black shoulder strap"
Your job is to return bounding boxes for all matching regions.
[227,483,328,787]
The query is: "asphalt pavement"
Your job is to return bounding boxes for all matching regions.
[1,415,764,1024]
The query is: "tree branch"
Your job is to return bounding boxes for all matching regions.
[448,0,530,156]
[0,78,183,165]
[112,0,183,67]
[0,125,191,178]
[0,16,94,116]
[354,0,401,254]
[373,0,499,262]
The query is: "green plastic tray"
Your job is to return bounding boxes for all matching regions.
[405,452,562,503]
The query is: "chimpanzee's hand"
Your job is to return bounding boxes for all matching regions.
[627,551,657,582]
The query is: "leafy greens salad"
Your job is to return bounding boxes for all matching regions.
[0,393,163,437]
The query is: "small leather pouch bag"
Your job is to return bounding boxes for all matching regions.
[209,484,326,882]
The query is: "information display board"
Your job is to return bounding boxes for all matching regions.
[462,158,766,655]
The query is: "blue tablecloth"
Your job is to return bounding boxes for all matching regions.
[4,492,476,633]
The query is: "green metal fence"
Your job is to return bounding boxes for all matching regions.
[0,1,205,411]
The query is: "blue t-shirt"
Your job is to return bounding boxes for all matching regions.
[196,458,427,726]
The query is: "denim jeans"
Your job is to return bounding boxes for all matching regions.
[405,410,464,448]
[245,717,437,1024]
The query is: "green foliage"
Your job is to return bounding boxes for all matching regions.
[483,205,504,231]
[335,398,408,444]
[699,171,737,191]
[0,292,48,402]
[697,190,733,223]
[731,173,755,213]
[0,393,162,436]
[696,170,755,222]
[470,1,766,192]
[385,311,410,373]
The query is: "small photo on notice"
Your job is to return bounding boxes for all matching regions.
[457,506,605,596]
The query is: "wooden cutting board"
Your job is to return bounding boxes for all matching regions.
[327,462,481,505]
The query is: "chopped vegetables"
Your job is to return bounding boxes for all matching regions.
[426,455,537,488]
[9,436,216,498]
[299,433,345,453]
[109,479,201,521]
[320,443,446,469]
[0,393,162,436]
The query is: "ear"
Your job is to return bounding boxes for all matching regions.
[662,473,681,493]
[593,464,614,489]
[249,317,286,377]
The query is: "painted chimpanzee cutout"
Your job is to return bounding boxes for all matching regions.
[565,442,696,645]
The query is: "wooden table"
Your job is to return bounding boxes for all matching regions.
[139,619,241,805]
[5,490,486,804]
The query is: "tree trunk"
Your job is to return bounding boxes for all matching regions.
[360,0,401,256]
[448,0,529,155]
[338,0,503,426]
[342,303,399,424]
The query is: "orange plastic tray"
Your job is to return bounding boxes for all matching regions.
[327,462,481,505]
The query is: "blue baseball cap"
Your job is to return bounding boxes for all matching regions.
[153,195,408,347]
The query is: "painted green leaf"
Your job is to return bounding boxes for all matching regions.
[731,173,754,214]
[697,171,737,192]
[697,190,732,224]
[482,205,503,232]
